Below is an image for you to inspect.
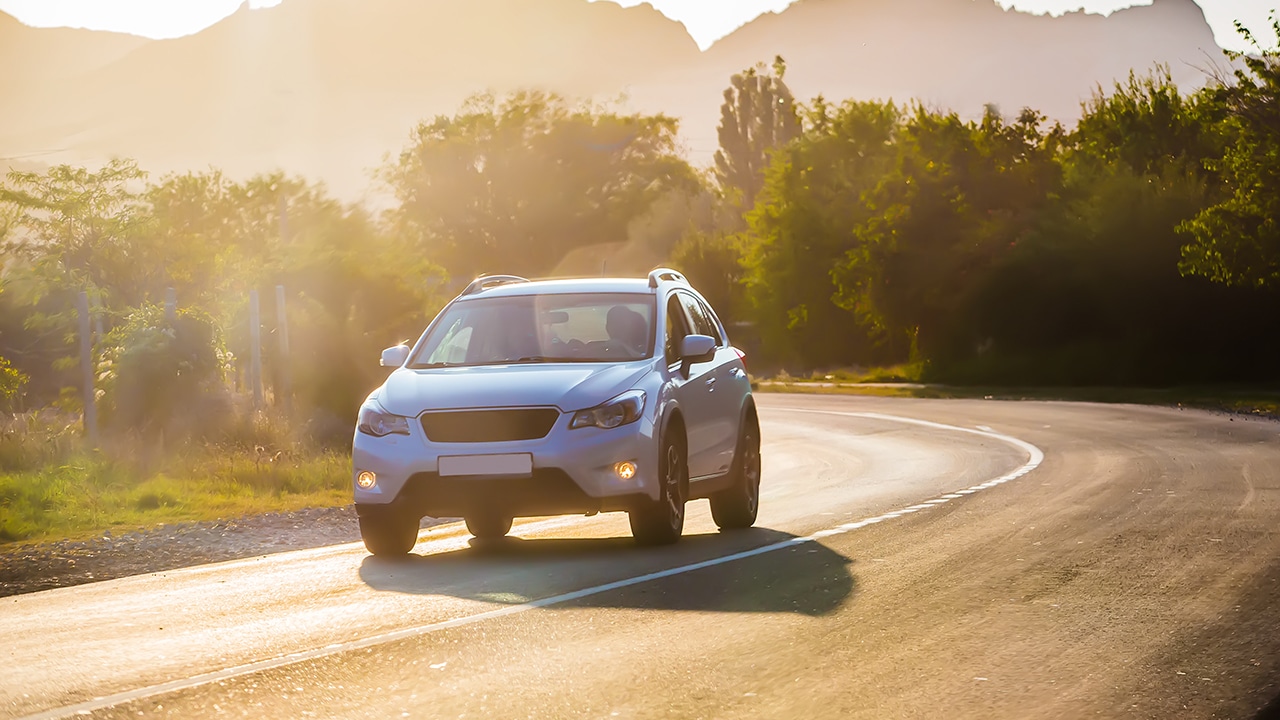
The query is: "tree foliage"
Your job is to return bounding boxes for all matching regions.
[1179,18,1280,287]
[0,93,708,443]
[740,98,902,366]
[0,284,26,410]
[5,47,1280,444]
[833,106,1064,362]
[714,57,800,212]
[385,91,696,281]
[0,165,446,433]
[97,303,231,438]
[735,52,1280,383]
[0,356,24,408]
[0,159,149,302]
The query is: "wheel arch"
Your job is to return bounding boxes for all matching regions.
[658,404,690,498]
[740,395,759,434]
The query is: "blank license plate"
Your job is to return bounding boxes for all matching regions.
[438,453,533,477]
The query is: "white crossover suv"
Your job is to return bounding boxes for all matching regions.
[352,269,760,555]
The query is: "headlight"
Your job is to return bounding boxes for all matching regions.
[570,390,646,430]
[358,400,411,437]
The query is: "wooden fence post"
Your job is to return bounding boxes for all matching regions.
[275,285,292,416]
[164,287,177,323]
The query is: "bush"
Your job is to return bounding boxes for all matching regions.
[0,356,25,410]
[97,304,233,441]
[0,410,81,473]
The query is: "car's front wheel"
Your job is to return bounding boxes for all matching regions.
[358,507,419,557]
[629,430,687,546]
[465,513,513,540]
[710,415,761,530]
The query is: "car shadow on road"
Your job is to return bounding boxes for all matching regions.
[1258,694,1280,720]
[358,527,855,617]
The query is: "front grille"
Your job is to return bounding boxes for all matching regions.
[420,408,559,443]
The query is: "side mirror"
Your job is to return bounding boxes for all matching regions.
[680,335,716,364]
[380,345,411,368]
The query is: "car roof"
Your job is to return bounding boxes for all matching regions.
[461,277,655,299]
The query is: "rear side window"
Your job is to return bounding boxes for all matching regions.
[665,295,690,365]
[677,292,721,346]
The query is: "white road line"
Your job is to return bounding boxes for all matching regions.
[20,411,1044,720]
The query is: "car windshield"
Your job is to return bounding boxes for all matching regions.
[409,293,656,367]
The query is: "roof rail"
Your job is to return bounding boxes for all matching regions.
[461,274,530,297]
[647,267,688,289]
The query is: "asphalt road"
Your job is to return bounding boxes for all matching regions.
[4,395,1279,720]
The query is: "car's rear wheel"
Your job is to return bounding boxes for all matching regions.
[358,507,419,557]
[629,430,687,546]
[465,513,513,540]
[710,415,761,530]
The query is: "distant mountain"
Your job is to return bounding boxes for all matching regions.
[0,10,147,94]
[0,0,1227,198]
[0,10,148,168]
[704,0,1223,120]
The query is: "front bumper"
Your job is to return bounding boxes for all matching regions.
[352,409,660,518]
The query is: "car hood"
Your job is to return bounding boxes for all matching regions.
[376,362,652,416]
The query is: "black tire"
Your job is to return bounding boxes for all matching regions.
[629,429,687,546]
[710,415,761,530]
[465,513,513,539]
[358,508,419,557]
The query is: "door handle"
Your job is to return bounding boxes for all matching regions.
[705,377,717,387]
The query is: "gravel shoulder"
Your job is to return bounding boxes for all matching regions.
[0,507,452,598]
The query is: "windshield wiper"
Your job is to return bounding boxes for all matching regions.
[512,353,591,361]
[414,357,591,369]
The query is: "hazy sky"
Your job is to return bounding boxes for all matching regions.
[0,0,1273,52]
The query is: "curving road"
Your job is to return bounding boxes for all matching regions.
[4,395,1280,719]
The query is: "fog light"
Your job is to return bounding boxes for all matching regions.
[614,461,637,481]
[356,471,377,490]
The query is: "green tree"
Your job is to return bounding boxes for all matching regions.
[0,213,23,407]
[278,203,445,424]
[670,230,745,327]
[741,98,902,367]
[385,91,696,281]
[0,160,150,406]
[141,170,242,307]
[1073,67,1224,178]
[832,106,1063,362]
[0,355,24,408]
[1179,18,1280,287]
[97,303,230,439]
[714,57,801,212]
[0,160,150,311]
[0,285,27,409]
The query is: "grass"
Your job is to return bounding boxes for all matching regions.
[770,363,926,385]
[0,449,350,546]
[0,411,352,547]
